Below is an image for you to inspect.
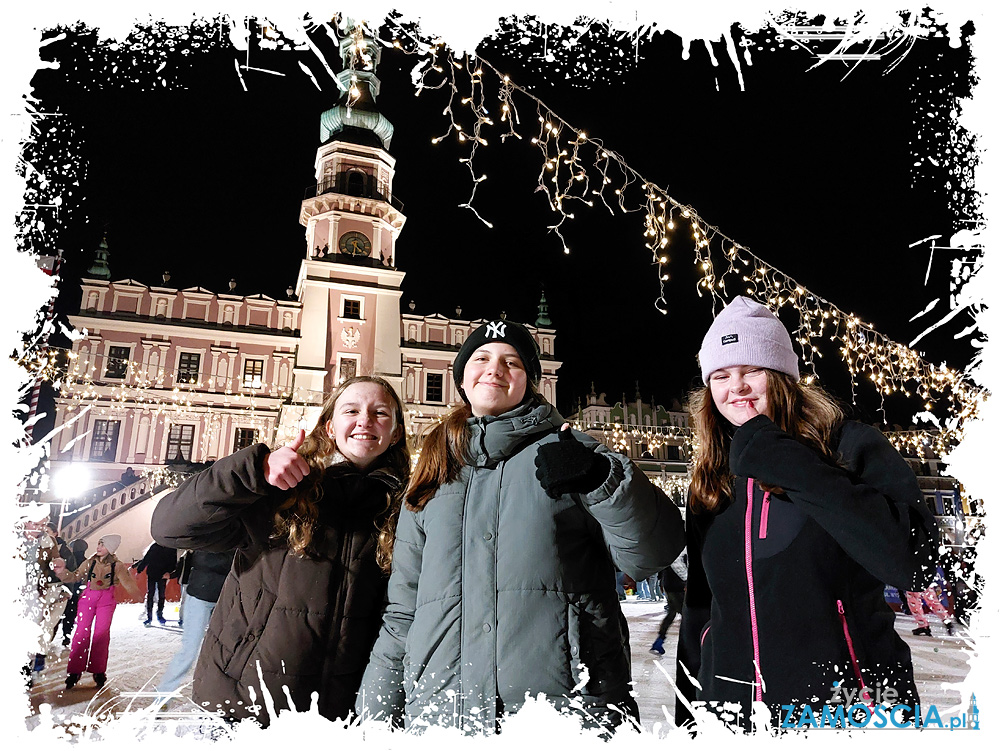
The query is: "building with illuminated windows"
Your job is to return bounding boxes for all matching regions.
[43,28,559,561]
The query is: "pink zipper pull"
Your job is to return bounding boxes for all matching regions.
[759,492,771,539]
[837,600,874,707]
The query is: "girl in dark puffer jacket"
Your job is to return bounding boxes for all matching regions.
[152,375,410,726]
[676,297,939,733]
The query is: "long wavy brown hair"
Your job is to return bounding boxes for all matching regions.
[688,370,844,514]
[271,375,410,571]
[406,383,541,511]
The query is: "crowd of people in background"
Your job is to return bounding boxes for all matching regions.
[18,310,983,736]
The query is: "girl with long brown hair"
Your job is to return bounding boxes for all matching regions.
[152,375,410,726]
[357,319,684,734]
[675,296,939,732]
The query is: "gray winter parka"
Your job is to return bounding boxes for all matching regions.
[356,399,685,732]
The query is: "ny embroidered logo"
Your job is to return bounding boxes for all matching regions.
[486,321,507,339]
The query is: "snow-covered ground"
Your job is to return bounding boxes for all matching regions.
[22,598,976,738]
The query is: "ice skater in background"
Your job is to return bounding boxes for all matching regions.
[54,533,141,689]
[905,555,954,636]
[130,541,177,626]
[153,548,236,710]
[59,539,90,647]
[650,550,687,656]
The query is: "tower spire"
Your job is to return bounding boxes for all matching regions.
[86,235,112,280]
[319,19,394,148]
[535,288,552,327]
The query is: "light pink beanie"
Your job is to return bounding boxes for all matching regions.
[698,296,800,384]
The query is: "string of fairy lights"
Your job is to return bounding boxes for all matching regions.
[381,20,983,457]
[10,19,978,512]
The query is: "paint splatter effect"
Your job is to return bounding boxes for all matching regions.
[7,4,994,746]
[35,19,225,91]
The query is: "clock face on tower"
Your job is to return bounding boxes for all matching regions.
[339,231,373,257]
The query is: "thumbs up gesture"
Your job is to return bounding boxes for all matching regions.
[263,429,311,491]
[534,423,611,499]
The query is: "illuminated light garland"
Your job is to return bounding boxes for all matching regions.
[883,429,959,462]
[16,345,973,517]
[652,473,692,500]
[575,421,696,456]
[383,21,983,447]
[21,345,319,455]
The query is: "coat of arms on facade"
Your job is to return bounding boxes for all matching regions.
[341,327,361,348]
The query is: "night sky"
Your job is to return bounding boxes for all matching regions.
[24,13,979,429]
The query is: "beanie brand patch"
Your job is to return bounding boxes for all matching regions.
[486,321,507,339]
[721,333,739,345]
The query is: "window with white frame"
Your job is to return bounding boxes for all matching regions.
[233,427,258,452]
[342,297,362,320]
[166,424,195,463]
[425,372,444,403]
[338,356,359,384]
[176,352,201,384]
[90,420,120,462]
[104,345,130,379]
[243,359,264,388]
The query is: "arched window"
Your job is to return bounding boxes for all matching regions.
[155,298,168,318]
[347,170,366,197]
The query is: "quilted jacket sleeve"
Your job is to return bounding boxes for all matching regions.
[730,416,939,591]
[150,444,275,553]
[355,502,426,725]
[575,433,685,582]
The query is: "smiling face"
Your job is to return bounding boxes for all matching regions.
[326,381,401,470]
[709,365,772,427]
[461,342,529,417]
[95,540,109,558]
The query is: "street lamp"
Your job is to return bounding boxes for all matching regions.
[51,463,91,535]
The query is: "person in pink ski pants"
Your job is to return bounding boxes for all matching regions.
[906,584,953,635]
[54,533,140,689]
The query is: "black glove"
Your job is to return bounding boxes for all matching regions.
[534,428,611,499]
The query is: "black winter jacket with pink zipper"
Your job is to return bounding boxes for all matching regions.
[675,416,939,730]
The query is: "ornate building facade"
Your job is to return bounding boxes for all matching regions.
[44,29,558,556]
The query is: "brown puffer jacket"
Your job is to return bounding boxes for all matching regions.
[150,444,401,726]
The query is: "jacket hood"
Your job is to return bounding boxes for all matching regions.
[467,397,564,468]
